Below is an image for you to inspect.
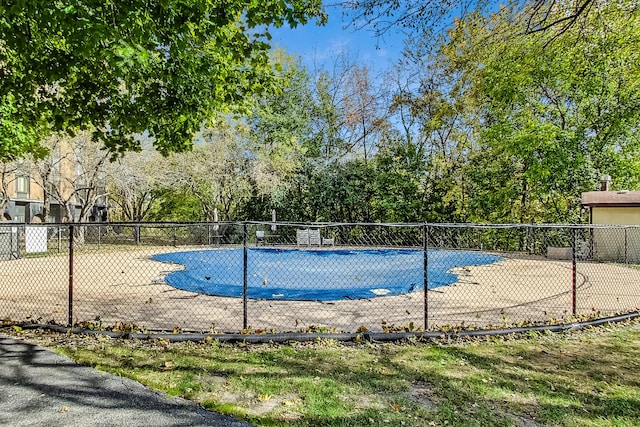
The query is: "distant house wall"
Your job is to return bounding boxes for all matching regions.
[1,134,110,223]
[582,194,640,263]
[2,172,43,223]
[592,207,640,225]
[30,179,44,200]
[3,174,43,201]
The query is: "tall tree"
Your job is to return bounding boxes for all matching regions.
[31,131,110,225]
[106,147,165,222]
[164,121,253,221]
[387,34,481,222]
[373,132,429,222]
[246,51,312,216]
[438,1,640,222]
[342,64,388,163]
[0,0,325,159]
[343,0,606,40]
[0,94,48,160]
[307,68,345,160]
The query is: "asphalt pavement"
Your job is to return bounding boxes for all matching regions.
[0,333,253,426]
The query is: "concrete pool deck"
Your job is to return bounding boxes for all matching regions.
[1,246,640,332]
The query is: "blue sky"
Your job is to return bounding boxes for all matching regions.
[268,6,406,73]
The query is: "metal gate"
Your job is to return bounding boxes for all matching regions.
[0,225,19,260]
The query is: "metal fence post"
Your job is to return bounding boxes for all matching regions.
[572,227,577,317]
[243,222,248,330]
[624,227,628,264]
[9,225,16,259]
[68,225,74,327]
[17,225,22,259]
[423,224,429,331]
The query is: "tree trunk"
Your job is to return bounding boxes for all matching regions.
[73,225,86,248]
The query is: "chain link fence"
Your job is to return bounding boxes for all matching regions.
[1,222,639,334]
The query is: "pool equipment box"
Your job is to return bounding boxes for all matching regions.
[547,247,572,260]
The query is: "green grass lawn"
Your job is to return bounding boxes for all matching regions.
[8,321,640,427]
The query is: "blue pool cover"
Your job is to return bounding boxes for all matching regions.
[152,248,501,301]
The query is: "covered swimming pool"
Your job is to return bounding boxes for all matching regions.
[152,248,501,301]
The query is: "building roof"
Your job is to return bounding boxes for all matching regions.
[581,191,640,207]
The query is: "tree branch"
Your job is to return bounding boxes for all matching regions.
[525,0,594,35]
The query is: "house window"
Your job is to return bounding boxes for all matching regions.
[15,175,29,198]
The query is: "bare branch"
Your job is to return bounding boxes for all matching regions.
[526,0,595,35]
